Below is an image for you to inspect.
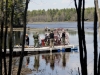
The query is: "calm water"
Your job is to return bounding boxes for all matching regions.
[12,22,100,75]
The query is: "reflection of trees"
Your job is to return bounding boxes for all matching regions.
[68,31,77,35]
[34,55,40,71]
[85,32,93,35]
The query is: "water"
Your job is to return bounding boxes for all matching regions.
[12,22,100,75]
[27,22,95,29]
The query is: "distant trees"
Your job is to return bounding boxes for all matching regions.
[27,8,95,22]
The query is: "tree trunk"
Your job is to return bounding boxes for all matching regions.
[17,0,29,75]
[94,0,98,74]
[0,0,4,74]
[3,0,8,75]
[8,1,14,75]
[82,0,87,74]
[74,0,87,75]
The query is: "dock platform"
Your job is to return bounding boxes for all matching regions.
[3,45,77,52]
[2,45,78,55]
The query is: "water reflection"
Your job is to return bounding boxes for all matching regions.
[24,52,72,75]
[26,57,30,66]
[50,53,55,70]
[34,55,40,71]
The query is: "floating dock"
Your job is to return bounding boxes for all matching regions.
[3,45,77,52]
[2,44,78,55]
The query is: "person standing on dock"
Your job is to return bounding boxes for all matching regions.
[62,31,65,46]
[49,31,54,47]
[25,34,29,46]
[65,29,70,45]
[33,32,39,47]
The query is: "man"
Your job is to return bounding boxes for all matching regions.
[49,31,54,47]
[33,32,39,47]
[25,34,29,46]
[65,29,70,45]
[62,31,65,46]
[44,34,48,46]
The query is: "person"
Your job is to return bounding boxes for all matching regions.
[44,33,50,46]
[49,31,54,47]
[44,34,48,46]
[25,34,29,46]
[57,31,61,45]
[65,29,70,45]
[62,31,65,46]
[33,32,39,47]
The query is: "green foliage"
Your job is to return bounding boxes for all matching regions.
[0,0,27,27]
[27,7,95,22]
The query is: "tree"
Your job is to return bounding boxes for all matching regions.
[74,0,87,75]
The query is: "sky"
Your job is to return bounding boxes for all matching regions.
[28,0,100,11]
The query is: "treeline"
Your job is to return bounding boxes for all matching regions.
[27,7,95,22]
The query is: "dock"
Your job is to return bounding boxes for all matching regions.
[2,44,78,56]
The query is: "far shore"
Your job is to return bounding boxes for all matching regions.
[28,21,93,24]
[0,27,77,32]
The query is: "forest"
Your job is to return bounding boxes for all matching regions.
[27,7,95,22]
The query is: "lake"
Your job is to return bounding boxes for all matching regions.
[12,22,100,75]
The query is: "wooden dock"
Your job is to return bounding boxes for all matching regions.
[2,45,78,55]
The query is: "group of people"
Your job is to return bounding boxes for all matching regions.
[25,29,69,48]
[44,30,69,47]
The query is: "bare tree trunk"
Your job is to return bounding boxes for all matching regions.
[0,0,4,75]
[98,53,100,74]
[95,0,100,27]
[94,0,98,75]
[74,0,87,75]
[17,0,29,75]
[82,0,87,74]
[3,0,8,75]
[74,0,84,74]
[8,1,14,75]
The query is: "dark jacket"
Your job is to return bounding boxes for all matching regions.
[62,32,65,38]
[26,36,29,45]
[49,32,54,39]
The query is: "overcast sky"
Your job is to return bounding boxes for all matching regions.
[28,0,100,11]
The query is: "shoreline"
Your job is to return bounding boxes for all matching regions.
[7,28,77,32]
[28,21,93,24]
[0,27,94,33]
